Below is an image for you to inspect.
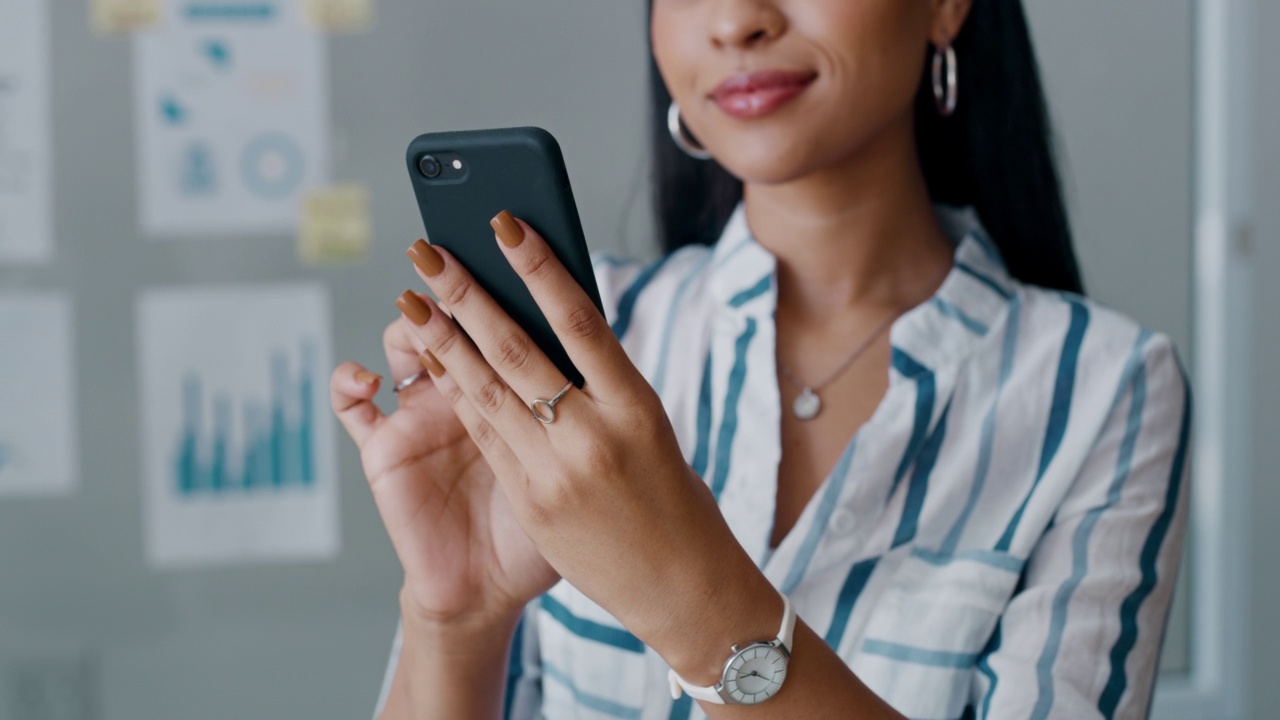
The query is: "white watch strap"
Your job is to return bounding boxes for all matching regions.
[667,591,796,704]
[667,674,726,704]
[776,592,796,652]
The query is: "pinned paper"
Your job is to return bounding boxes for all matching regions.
[136,283,339,569]
[0,293,79,498]
[297,184,372,265]
[0,0,54,264]
[303,0,374,33]
[91,0,162,34]
[134,0,331,237]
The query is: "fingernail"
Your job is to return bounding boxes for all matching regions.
[396,291,432,326]
[419,350,446,378]
[491,210,525,248]
[355,371,382,385]
[407,239,446,277]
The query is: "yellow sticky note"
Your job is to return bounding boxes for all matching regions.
[298,185,373,266]
[91,0,162,34]
[303,0,375,34]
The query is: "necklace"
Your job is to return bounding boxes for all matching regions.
[777,257,952,421]
[777,312,899,421]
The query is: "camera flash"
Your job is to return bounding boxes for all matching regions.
[452,160,463,170]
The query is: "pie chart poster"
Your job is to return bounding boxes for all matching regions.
[133,0,331,237]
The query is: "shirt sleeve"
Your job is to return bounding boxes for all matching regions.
[371,603,544,720]
[972,333,1192,719]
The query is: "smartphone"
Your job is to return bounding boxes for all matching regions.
[405,127,604,388]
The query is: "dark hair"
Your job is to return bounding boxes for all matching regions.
[648,1,1085,295]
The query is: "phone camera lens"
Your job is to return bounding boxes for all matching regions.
[419,155,443,179]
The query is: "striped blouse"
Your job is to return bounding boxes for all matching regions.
[374,206,1191,720]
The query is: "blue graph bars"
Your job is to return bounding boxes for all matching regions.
[174,342,316,496]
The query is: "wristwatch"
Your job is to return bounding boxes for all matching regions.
[667,591,796,705]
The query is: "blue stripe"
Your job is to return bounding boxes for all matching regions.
[1098,364,1192,717]
[996,299,1090,552]
[910,548,1025,575]
[540,594,644,653]
[890,349,937,498]
[542,661,643,719]
[728,274,772,308]
[861,639,979,668]
[781,438,859,595]
[611,254,675,340]
[956,261,1013,301]
[1032,333,1151,719]
[968,230,1006,269]
[941,296,1022,554]
[184,3,275,20]
[824,557,879,650]
[652,252,714,394]
[977,624,1003,717]
[503,616,525,720]
[931,297,990,335]
[893,402,951,547]
[666,695,694,720]
[710,319,757,500]
[691,353,714,478]
[593,255,635,269]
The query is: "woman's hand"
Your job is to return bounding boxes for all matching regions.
[397,212,775,675]
[329,313,559,632]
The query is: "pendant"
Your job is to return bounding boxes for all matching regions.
[793,388,822,421]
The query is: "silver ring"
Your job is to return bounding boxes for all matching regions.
[530,382,575,425]
[393,370,430,395]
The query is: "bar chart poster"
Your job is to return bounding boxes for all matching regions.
[136,282,338,569]
[0,293,78,497]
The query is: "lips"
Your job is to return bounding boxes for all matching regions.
[710,70,818,120]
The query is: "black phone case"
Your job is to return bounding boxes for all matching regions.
[405,127,604,388]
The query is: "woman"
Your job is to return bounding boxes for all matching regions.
[331,0,1189,717]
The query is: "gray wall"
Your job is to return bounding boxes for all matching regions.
[0,0,1224,718]
[0,3,651,720]
[1249,0,1280,712]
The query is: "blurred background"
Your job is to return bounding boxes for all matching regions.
[0,0,1272,718]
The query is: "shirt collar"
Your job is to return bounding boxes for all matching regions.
[707,203,1017,375]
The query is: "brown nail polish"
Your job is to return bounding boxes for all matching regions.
[491,210,525,248]
[419,350,446,378]
[407,239,446,277]
[396,291,432,326]
[355,371,382,385]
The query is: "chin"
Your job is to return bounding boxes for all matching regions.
[714,143,828,187]
[703,116,845,186]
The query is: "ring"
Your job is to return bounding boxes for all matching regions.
[530,382,575,425]
[393,370,430,395]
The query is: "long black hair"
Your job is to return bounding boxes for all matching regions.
[648,1,1085,295]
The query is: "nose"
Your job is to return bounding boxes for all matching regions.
[707,0,787,51]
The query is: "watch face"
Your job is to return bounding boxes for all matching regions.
[723,643,788,705]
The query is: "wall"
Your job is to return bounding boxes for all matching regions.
[0,3,651,719]
[1249,0,1279,713]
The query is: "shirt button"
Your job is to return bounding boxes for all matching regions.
[829,508,856,534]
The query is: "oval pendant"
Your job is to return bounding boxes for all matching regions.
[793,388,822,421]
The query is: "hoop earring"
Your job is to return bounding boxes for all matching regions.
[668,103,713,161]
[932,43,958,117]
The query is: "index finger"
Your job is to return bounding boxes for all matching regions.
[491,211,638,396]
